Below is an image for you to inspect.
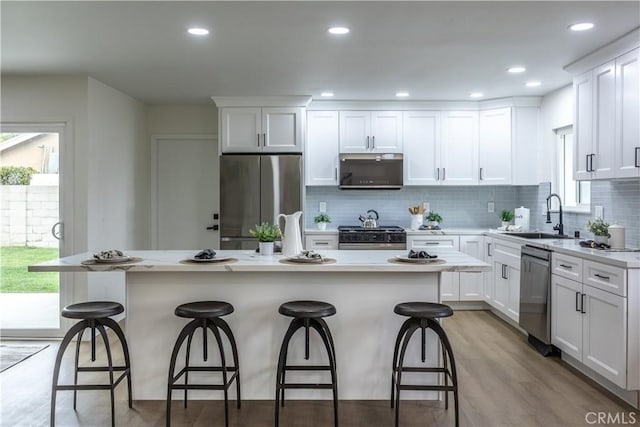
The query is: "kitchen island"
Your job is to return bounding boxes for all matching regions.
[31,249,489,400]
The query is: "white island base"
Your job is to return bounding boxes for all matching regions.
[30,249,490,401]
[129,271,440,400]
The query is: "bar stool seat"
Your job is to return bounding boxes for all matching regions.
[275,300,338,427]
[391,302,459,427]
[175,301,234,318]
[279,300,336,318]
[51,301,132,427]
[62,301,124,319]
[166,301,240,427]
[393,302,453,319]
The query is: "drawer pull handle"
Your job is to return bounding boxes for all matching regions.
[559,264,573,269]
[575,291,581,312]
[594,273,610,280]
[315,242,329,245]
[425,242,440,246]
[635,147,640,168]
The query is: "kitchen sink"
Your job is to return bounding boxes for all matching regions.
[506,232,572,239]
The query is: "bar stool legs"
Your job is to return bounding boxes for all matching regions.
[391,317,459,427]
[51,315,132,427]
[166,317,240,427]
[274,317,338,427]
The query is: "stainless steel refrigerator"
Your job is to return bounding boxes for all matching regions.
[220,154,302,250]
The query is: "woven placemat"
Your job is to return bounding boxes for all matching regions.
[278,257,336,265]
[179,258,238,265]
[81,257,144,266]
[387,258,446,265]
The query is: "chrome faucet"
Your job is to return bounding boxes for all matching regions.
[546,193,564,236]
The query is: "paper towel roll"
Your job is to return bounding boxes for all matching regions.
[514,206,530,231]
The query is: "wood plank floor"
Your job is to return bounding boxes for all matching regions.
[1,311,637,426]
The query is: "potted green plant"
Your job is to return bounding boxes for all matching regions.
[249,222,282,256]
[500,209,515,228]
[587,218,610,244]
[313,213,331,230]
[426,211,442,228]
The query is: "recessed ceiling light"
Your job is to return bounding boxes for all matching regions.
[507,66,526,73]
[395,92,410,98]
[469,92,484,98]
[187,27,209,36]
[526,81,542,87]
[569,22,594,31]
[320,92,335,97]
[328,27,350,35]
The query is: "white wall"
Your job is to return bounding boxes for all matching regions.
[146,104,218,135]
[537,84,573,183]
[86,78,147,305]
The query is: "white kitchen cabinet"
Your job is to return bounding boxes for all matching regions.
[615,48,640,178]
[440,111,478,185]
[490,237,522,321]
[339,111,402,153]
[574,70,593,181]
[306,111,339,186]
[459,235,484,300]
[221,107,303,153]
[582,284,627,388]
[483,237,494,303]
[551,251,630,389]
[403,111,440,185]
[591,61,616,179]
[478,108,511,185]
[506,265,520,321]
[304,233,339,250]
[407,235,459,301]
[551,274,583,360]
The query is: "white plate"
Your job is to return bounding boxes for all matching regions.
[190,256,233,263]
[394,255,440,264]
[93,256,131,264]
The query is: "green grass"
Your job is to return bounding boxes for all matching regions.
[1,246,59,293]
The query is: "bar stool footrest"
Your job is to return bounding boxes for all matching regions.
[398,384,457,392]
[55,371,129,391]
[284,365,332,371]
[171,370,238,389]
[279,383,335,390]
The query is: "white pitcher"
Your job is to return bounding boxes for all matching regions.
[278,211,304,257]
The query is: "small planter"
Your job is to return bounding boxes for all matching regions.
[259,242,274,256]
[594,235,609,245]
[317,222,328,231]
[427,220,439,228]
[501,221,511,228]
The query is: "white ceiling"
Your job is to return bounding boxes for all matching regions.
[2,1,639,104]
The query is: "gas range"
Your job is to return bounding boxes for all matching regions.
[338,226,407,250]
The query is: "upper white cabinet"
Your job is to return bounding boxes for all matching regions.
[440,111,479,185]
[615,48,640,178]
[339,111,403,153]
[306,111,339,186]
[403,111,440,185]
[571,40,640,180]
[478,108,512,185]
[221,107,303,153]
[574,62,616,180]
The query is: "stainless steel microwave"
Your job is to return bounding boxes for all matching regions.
[339,153,403,189]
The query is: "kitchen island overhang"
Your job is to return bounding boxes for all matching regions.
[31,249,489,400]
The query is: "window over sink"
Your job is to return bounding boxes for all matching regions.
[556,126,590,212]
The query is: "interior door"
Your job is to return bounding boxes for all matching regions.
[0,123,72,338]
[154,136,219,249]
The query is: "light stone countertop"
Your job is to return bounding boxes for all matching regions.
[486,231,640,269]
[29,249,491,273]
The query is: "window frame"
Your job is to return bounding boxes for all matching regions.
[554,126,590,213]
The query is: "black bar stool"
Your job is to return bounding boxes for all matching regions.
[275,300,338,427]
[390,302,459,427]
[51,301,132,427]
[166,301,241,427]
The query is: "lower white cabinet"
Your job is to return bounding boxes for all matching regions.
[489,237,522,322]
[407,235,460,301]
[304,233,338,250]
[552,273,628,388]
[459,235,484,301]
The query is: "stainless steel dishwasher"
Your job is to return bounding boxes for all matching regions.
[519,245,556,356]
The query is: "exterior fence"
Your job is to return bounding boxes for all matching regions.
[0,185,58,248]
